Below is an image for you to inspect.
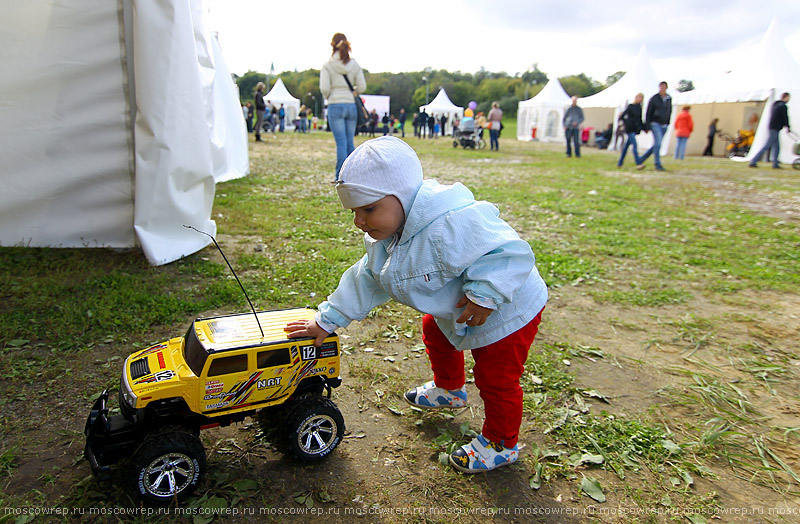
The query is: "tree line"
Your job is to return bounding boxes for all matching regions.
[233,66,694,118]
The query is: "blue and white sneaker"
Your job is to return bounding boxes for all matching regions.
[404,381,467,409]
[449,434,519,473]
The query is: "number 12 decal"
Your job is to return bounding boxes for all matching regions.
[300,345,317,361]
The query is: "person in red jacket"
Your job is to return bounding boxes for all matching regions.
[674,106,694,160]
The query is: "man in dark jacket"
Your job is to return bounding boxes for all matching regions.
[418,110,429,139]
[749,92,791,169]
[563,96,584,158]
[618,93,644,167]
[637,81,671,171]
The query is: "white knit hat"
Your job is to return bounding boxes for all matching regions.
[336,136,423,217]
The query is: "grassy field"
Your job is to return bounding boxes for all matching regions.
[1,129,799,523]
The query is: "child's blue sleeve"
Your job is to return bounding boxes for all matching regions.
[317,254,391,329]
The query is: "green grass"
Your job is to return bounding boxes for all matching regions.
[0,248,244,351]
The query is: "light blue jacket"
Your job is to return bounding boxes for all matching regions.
[316,180,548,351]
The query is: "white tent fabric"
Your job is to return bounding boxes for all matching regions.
[210,34,250,183]
[0,0,247,265]
[516,79,571,142]
[581,45,661,109]
[0,2,135,249]
[580,45,665,153]
[263,78,301,130]
[420,88,464,135]
[673,19,800,164]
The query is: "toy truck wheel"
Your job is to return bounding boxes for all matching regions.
[284,396,344,461]
[129,429,205,505]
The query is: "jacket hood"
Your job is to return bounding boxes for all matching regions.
[326,53,360,75]
[400,180,475,242]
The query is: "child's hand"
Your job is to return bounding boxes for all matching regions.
[285,320,329,347]
[455,296,493,327]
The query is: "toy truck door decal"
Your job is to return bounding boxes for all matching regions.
[253,347,292,401]
[202,353,256,411]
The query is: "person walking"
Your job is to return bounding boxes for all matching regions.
[382,112,390,136]
[703,118,719,156]
[369,109,379,137]
[245,102,254,133]
[488,102,503,151]
[617,93,644,167]
[563,96,584,158]
[418,110,428,139]
[637,81,672,171]
[673,106,694,160]
[749,92,791,169]
[319,32,366,181]
[253,82,266,142]
[297,105,308,133]
[398,108,407,137]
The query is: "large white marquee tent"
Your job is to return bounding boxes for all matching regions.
[673,19,800,162]
[420,88,463,136]
[0,0,248,265]
[516,79,571,143]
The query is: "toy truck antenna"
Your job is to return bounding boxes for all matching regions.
[183,225,264,338]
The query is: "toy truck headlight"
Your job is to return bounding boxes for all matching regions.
[120,370,137,409]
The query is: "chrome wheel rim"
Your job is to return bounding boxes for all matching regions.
[297,414,338,455]
[143,452,196,497]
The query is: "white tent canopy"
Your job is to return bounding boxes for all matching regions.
[0,0,248,265]
[579,45,664,152]
[263,78,301,129]
[673,19,800,163]
[581,45,661,109]
[516,79,571,142]
[420,88,463,135]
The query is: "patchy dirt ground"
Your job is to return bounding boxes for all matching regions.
[2,138,800,523]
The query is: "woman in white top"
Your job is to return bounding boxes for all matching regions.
[320,33,366,181]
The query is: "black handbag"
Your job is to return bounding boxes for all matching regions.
[342,74,369,127]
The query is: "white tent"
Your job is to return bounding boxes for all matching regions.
[263,78,301,130]
[420,88,463,135]
[0,0,248,265]
[580,45,665,153]
[673,19,800,163]
[516,79,571,142]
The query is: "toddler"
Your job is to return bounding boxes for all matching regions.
[285,136,548,472]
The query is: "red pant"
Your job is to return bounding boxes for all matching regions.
[421,309,543,448]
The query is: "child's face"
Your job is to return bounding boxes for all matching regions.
[351,195,405,240]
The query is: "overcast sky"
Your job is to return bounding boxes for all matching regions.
[208,0,800,89]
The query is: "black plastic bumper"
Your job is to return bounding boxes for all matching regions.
[84,390,140,477]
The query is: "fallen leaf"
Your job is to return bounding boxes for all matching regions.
[581,476,606,503]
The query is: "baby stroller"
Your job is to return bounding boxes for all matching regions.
[792,132,800,170]
[452,119,486,150]
[721,129,754,158]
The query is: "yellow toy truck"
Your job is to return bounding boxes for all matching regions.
[84,307,344,505]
